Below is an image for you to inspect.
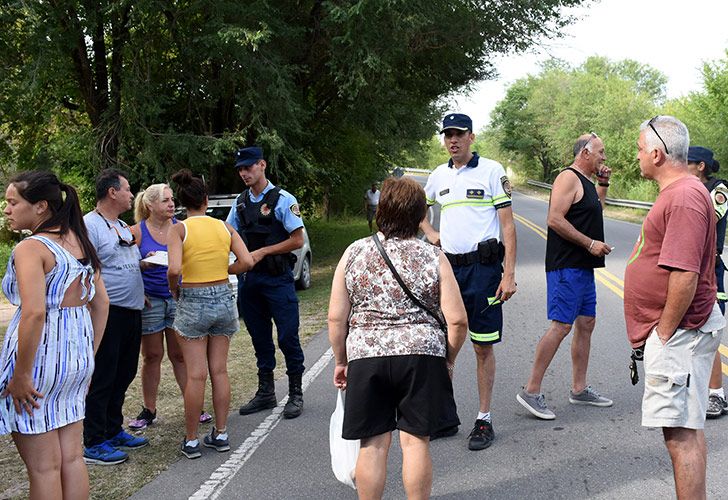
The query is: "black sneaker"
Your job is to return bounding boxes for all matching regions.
[467,419,494,451]
[430,425,459,441]
[128,407,157,430]
[181,438,201,459]
[203,428,230,452]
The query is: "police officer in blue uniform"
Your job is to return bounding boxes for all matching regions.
[687,146,728,418]
[227,146,306,419]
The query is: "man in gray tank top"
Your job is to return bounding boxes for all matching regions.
[517,133,614,420]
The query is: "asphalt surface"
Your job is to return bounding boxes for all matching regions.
[131,190,728,500]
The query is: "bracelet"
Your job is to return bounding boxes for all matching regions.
[588,240,595,251]
[598,182,610,187]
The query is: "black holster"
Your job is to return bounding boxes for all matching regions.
[477,238,505,265]
[446,238,504,267]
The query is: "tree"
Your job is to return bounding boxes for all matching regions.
[1,0,588,212]
[490,56,663,197]
[665,50,728,170]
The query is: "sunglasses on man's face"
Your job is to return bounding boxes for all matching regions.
[648,116,670,155]
[96,211,137,247]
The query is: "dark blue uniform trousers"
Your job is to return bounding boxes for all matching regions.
[238,270,305,375]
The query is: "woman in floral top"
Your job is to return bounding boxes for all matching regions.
[328,176,467,499]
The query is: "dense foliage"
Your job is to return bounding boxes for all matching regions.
[665,50,728,172]
[0,0,586,214]
[489,56,664,200]
[487,51,728,202]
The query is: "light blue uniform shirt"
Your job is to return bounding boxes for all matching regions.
[84,211,145,310]
[226,182,304,234]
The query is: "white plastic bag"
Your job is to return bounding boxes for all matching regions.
[329,389,360,489]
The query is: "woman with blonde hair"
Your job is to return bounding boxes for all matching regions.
[128,184,215,429]
[168,169,253,458]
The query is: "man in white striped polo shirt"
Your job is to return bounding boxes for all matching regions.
[421,113,517,451]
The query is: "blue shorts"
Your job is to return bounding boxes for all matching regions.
[174,284,239,339]
[141,295,176,334]
[546,268,596,324]
[452,262,503,345]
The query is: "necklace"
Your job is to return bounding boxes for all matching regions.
[146,219,170,235]
[571,165,592,178]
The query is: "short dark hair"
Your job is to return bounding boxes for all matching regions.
[375,177,427,239]
[170,168,207,210]
[95,168,129,200]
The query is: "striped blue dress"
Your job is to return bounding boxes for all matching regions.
[0,235,96,434]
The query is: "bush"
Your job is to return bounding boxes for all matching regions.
[0,242,14,282]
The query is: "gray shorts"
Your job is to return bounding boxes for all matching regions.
[173,283,239,339]
[367,205,377,223]
[642,325,722,429]
[141,295,176,334]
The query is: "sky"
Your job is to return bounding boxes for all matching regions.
[446,0,728,131]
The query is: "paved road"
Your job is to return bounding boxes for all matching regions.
[132,190,728,499]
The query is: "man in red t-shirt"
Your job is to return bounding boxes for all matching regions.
[624,115,725,499]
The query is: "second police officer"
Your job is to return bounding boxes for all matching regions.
[686,146,728,419]
[227,146,307,419]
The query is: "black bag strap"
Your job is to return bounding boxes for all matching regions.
[371,233,446,332]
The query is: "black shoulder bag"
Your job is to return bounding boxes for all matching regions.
[372,234,460,433]
[371,233,447,334]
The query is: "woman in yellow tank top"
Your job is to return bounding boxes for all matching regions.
[167,169,253,459]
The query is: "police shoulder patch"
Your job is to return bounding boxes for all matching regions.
[290,203,301,217]
[500,176,512,199]
[439,188,450,196]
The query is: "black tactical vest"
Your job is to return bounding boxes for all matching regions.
[235,187,295,275]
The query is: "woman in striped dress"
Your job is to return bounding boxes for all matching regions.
[0,170,110,499]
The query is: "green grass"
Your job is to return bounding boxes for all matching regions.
[0,216,369,500]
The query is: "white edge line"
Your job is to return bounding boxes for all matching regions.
[189,347,335,500]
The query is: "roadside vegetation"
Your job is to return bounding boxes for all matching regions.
[454,52,728,204]
[0,1,585,217]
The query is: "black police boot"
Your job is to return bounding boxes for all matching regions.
[239,371,277,415]
[282,373,304,419]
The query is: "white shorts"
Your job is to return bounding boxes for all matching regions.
[641,325,721,430]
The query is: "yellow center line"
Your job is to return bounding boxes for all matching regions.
[514,212,727,373]
[719,344,728,359]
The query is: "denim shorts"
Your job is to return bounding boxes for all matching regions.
[546,268,596,324]
[141,295,176,334]
[173,284,239,339]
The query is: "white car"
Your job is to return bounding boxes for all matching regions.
[205,194,312,290]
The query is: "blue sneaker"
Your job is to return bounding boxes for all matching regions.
[107,430,149,450]
[83,442,128,465]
